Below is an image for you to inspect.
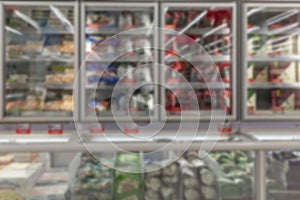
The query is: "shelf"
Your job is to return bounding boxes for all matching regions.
[6,111,73,117]
[20,30,74,35]
[164,28,231,35]
[1,132,300,152]
[6,56,74,63]
[167,110,228,117]
[20,111,72,117]
[0,130,300,152]
[85,55,152,63]
[86,28,154,36]
[165,55,231,63]
[247,82,300,89]
[248,110,300,116]
[247,55,300,62]
[247,23,300,35]
[166,82,230,89]
[0,134,70,144]
[85,110,154,118]
[186,28,231,35]
[6,83,74,90]
[246,130,300,141]
[86,82,153,90]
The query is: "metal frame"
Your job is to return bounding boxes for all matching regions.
[160,2,237,121]
[80,2,159,122]
[0,135,300,152]
[0,2,3,121]
[1,1,79,123]
[242,3,300,121]
[255,150,266,200]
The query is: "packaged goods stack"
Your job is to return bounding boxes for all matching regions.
[113,153,143,200]
[210,151,253,200]
[0,153,46,200]
[69,153,113,200]
[180,151,219,200]
[246,6,300,117]
[163,6,233,116]
[4,5,75,118]
[83,6,155,119]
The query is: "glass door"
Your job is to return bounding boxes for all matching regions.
[2,2,78,122]
[81,2,158,121]
[244,4,300,120]
[161,3,236,121]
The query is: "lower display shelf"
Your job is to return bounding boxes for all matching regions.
[247,82,300,89]
[0,135,70,144]
[0,130,299,200]
[0,150,256,200]
[247,110,300,117]
[0,130,300,152]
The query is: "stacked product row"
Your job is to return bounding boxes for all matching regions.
[3,3,300,120]
[0,151,297,200]
[69,151,255,200]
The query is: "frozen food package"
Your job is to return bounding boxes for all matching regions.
[7,74,28,84]
[36,170,68,186]
[135,12,151,27]
[6,45,23,58]
[113,152,143,200]
[97,12,118,30]
[119,11,135,30]
[28,184,68,200]
[13,153,38,162]
[118,38,134,55]
[271,89,295,111]
[114,172,142,200]
[0,154,14,167]
[253,67,268,82]
[180,151,218,200]
[209,151,254,199]
[23,41,43,54]
[134,37,152,56]
[0,191,24,200]
[70,153,113,200]
[269,62,297,83]
[247,90,256,112]
[256,90,271,110]
[135,92,154,111]
[134,67,152,83]
[0,162,43,198]
[144,155,181,200]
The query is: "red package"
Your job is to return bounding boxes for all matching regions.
[214,10,231,26]
[16,124,31,134]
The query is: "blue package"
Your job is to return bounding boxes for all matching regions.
[87,75,100,84]
[100,76,119,85]
[88,74,118,85]
[88,101,98,108]
[86,63,116,71]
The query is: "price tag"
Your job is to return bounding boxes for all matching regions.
[48,124,63,135]
[218,122,232,135]
[89,123,104,134]
[248,106,255,114]
[86,24,100,33]
[272,106,285,114]
[292,136,300,141]
[16,123,31,134]
[274,61,279,68]
[123,123,139,134]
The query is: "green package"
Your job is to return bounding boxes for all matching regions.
[113,153,143,200]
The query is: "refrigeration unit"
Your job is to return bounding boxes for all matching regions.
[80,2,159,122]
[161,2,236,121]
[1,1,79,122]
[244,4,300,120]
